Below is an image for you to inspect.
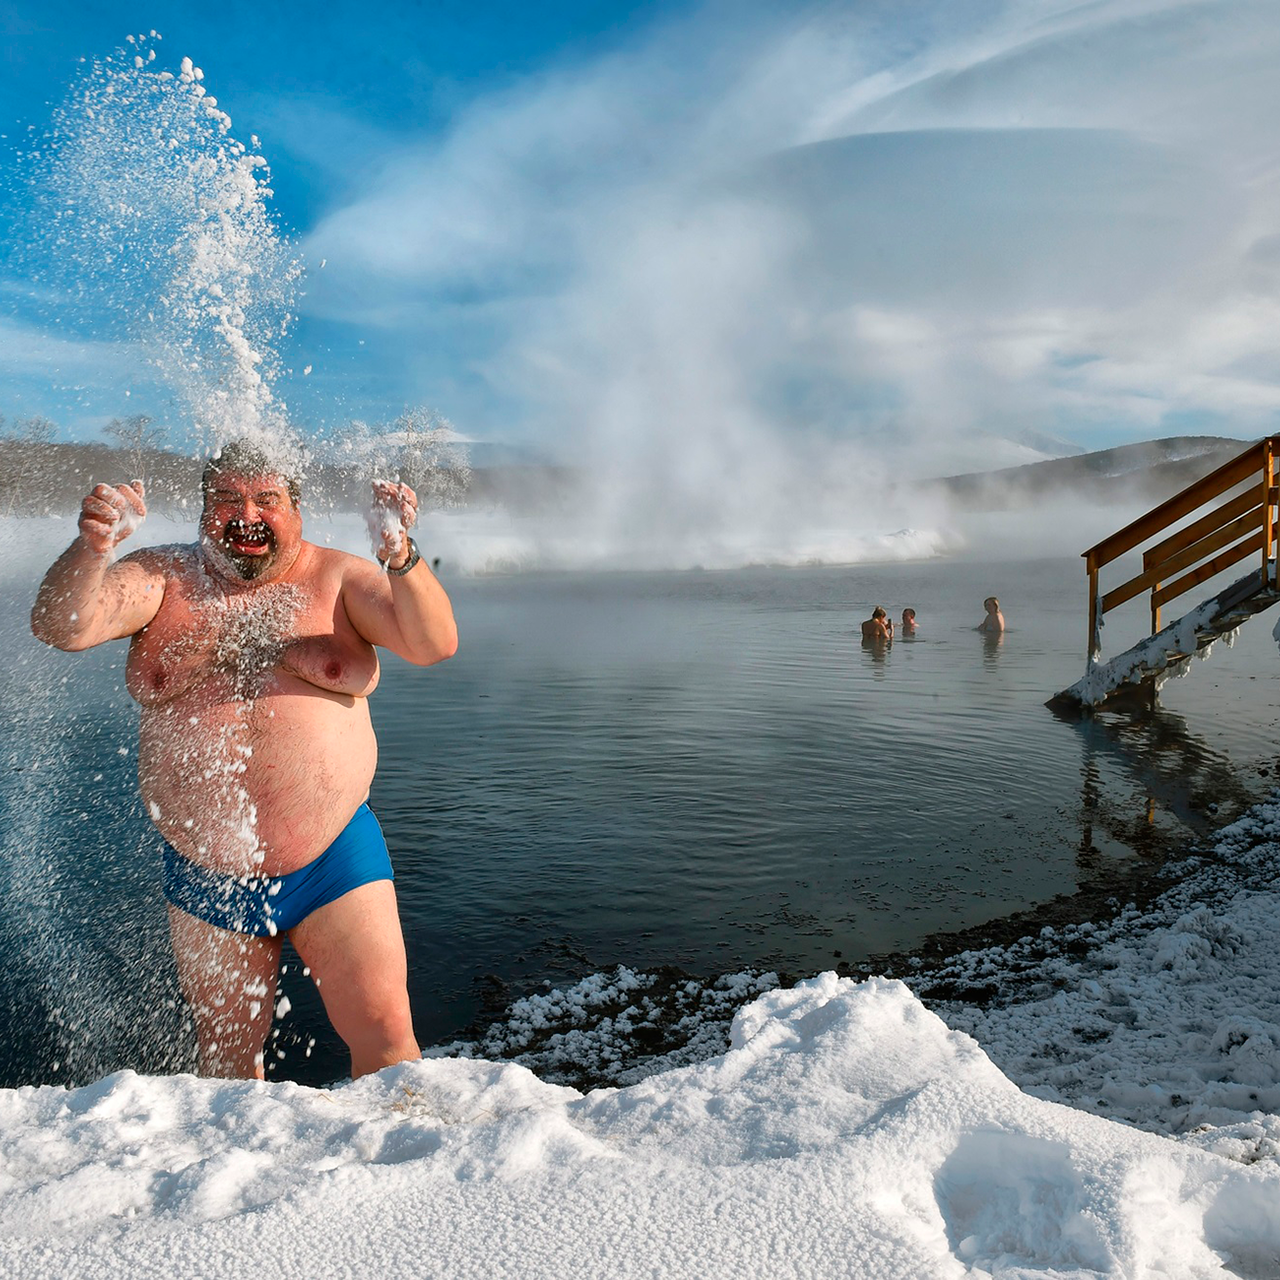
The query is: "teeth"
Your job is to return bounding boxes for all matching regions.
[226,523,270,549]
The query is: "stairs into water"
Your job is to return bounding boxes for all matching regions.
[1051,437,1280,710]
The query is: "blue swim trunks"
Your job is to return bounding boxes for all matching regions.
[161,803,393,937]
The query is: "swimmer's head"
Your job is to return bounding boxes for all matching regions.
[984,596,999,611]
[902,608,916,622]
[200,439,303,583]
[872,606,887,620]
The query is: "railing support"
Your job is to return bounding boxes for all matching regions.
[1087,561,1100,668]
[1265,439,1276,588]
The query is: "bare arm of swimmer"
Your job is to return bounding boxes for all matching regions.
[31,481,165,651]
[340,480,459,667]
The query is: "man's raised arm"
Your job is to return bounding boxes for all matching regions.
[342,481,458,666]
[31,481,165,651]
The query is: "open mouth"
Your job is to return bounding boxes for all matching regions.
[223,520,274,556]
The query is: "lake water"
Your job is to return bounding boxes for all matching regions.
[2,551,1278,1087]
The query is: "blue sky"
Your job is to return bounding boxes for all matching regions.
[3,0,1280,478]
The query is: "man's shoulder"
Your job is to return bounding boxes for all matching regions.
[119,542,197,575]
[300,540,377,581]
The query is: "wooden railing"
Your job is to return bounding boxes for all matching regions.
[1083,436,1279,665]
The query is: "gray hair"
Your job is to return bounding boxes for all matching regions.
[202,439,301,506]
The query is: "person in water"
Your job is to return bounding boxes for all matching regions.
[901,607,917,634]
[977,596,1005,633]
[31,438,458,1081]
[862,606,892,641]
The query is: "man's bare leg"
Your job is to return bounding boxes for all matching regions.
[168,906,283,1079]
[288,880,420,1079]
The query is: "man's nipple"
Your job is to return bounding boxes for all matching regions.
[325,660,342,682]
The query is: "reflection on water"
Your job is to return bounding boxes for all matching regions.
[2,554,1278,1086]
[860,634,891,670]
[1060,697,1263,865]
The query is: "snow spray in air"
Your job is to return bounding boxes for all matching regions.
[20,32,302,467]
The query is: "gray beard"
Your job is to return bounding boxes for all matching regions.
[200,532,278,582]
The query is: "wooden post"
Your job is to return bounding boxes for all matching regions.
[1264,438,1276,589]
[1151,593,1160,636]
[1087,560,1101,667]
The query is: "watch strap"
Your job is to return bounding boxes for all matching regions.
[384,536,421,576]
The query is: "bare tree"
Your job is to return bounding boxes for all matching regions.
[5,415,58,444]
[393,406,471,508]
[102,414,166,480]
[0,415,59,514]
[330,407,471,511]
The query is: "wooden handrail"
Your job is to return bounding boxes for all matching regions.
[1151,532,1266,610]
[1083,440,1266,572]
[1104,507,1266,613]
[1083,436,1279,663]
[1143,483,1275,568]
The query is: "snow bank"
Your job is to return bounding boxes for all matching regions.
[2,974,1279,1279]
[924,795,1280,1163]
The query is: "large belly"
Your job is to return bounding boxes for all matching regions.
[139,676,378,876]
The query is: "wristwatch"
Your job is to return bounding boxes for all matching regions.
[384,536,421,576]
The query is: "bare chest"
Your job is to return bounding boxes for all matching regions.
[126,563,378,705]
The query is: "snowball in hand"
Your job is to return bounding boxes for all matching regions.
[105,480,146,552]
[365,482,406,562]
[115,499,145,539]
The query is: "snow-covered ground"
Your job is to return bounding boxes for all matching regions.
[5,798,1280,1278]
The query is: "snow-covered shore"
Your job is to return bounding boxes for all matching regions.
[926,797,1280,1157]
[5,798,1280,1278]
[1,974,1275,1280]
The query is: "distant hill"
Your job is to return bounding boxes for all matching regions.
[0,438,575,519]
[0,433,1259,520]
[928,436,1251,510]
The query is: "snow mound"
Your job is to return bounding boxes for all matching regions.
[3,975,1278,1279]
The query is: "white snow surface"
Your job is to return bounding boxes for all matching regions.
[3,973,1278,1280]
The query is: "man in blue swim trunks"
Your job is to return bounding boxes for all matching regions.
[31,438,458,1080]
